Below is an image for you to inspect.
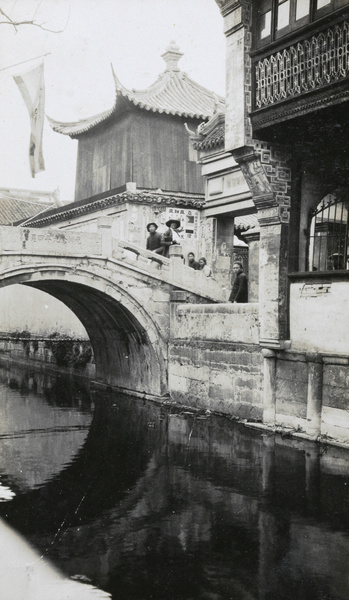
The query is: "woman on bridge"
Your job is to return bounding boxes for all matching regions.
[198,257,212,277]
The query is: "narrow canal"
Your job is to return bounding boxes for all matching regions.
[0,360,349,600]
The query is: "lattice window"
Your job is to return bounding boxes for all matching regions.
[308,192,349,271]
[255,20,349,107]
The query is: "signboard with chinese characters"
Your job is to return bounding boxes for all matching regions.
[164,207,200,240]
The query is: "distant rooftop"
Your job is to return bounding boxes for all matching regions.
[48,41,225,138]
[0,188,58,226]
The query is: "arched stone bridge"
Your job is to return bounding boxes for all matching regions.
[0,225,225,398]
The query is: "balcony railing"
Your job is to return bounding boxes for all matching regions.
[254,20,349,109]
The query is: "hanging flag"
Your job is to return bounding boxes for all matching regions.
[13,62,45,178]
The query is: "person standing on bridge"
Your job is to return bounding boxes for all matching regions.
[187,252,200,270]
[229,261,248,303]
[198,257,212,277]
[146,222,164,254]
[160,218,181,258]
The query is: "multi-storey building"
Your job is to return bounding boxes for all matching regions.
[212,0,349,439]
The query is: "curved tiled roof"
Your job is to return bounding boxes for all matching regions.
[193,123,225,150]
[187,111,226,150]
[49,42,225,138]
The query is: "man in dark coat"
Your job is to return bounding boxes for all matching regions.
[187,252,200,270]
[146,223,163,254]
[160,218,181,258]
[229,262,248,303]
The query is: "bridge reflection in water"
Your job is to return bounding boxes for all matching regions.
[0,361,349,600]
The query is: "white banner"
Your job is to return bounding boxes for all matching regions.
[14,62,45,178]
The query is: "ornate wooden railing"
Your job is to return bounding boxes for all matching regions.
[254,20,349,109]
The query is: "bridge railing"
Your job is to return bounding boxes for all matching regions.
[0,225,102,255]
[0,225,227,302]
[112,239,226,302]
[113,239,170,271]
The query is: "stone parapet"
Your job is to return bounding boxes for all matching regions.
[171,302,259,344]
[0,225,102,255]
[0,226,226,304]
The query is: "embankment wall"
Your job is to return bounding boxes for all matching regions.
[275,352,349,444]
[169,303,263,419]
[169,302,349,446]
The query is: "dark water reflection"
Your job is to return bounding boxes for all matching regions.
[0,361,349,600]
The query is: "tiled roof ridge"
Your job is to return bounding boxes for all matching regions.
[0,192,53,207]
[25,190,205,227]
[198,111,225,136]
[49,60,225,137]
[187,111,226,151]
[47,104,117,137]
[193,129,225,150]
[112,67,225,119]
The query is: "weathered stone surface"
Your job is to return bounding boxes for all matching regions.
[323,364,349,389]
[323,364,349,409]
[172,303,259,344]
[169,338,263,418]
[276,413,307,430]
[168,373,189,394]
[321,407,349,442]
[1,227,102,255]
[275,377,307,405]
[277,359,308,383]
[276,397,307,419]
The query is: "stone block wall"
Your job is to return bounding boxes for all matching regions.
[275,355,308,430]
[322,359,349,443]
[169,303,263,419]
[273,351,349,444]
[169,340,263,419]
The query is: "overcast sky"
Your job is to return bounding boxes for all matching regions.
[0,0,226,202]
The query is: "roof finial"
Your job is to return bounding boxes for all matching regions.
[161,40,183,72]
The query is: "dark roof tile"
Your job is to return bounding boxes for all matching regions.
[0,189,55,225]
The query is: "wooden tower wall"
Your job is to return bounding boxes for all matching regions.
[74,110,204,201]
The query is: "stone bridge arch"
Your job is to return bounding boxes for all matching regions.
[0,263,168,398]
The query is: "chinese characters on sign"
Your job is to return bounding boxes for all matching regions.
[165,208,200,239]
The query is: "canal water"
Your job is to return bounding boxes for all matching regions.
[0,361,349,600]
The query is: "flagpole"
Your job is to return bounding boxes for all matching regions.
[0,53,51,73]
